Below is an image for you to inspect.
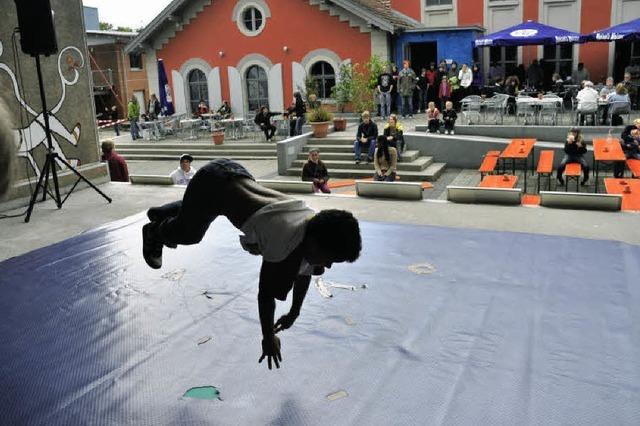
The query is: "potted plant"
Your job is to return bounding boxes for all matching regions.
[306,107,333,138]
[212,130,225,145]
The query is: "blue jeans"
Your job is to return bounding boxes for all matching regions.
[379,92,391,118]
[401,95,413,117]
[295,116,305,136]
[150,159,255,246]
[130,118,140,140]
[354,138,376,161]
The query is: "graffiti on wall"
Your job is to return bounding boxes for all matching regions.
[0,40,84,177]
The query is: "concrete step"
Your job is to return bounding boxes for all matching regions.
[122,154,277,161]
[297,150,420,162]
[285,162,446,182]
[306,137,357,146]
[119,148,275,157]
[291,156,433,172]
[116,142,275,151]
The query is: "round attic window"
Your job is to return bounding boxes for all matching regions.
[237,4,266,36]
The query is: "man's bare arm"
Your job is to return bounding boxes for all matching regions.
[274,275,311,333]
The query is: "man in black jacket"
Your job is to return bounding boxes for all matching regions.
[353,111,378,164]
[557,129,589,185]
[614,120,640,177]
[254,106,281,142]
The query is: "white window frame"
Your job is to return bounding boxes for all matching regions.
[232,0,271,37]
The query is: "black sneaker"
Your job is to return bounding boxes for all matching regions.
[366,157,373,164]
[142,222,163,269]
[581,179,589,186]
[355,159,361,165]
[557,177,565,186]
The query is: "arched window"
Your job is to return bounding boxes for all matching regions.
[246,65,269,112]
[310,61,336,99]
[188,69,208,113]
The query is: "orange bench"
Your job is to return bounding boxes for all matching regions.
[536,150,555,192]
[479,150,502,178]
[627,159,640,178]
[564,163,582,192]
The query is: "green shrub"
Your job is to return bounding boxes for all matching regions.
[306,107,334,123]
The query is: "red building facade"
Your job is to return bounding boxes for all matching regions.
[127,0,640,117]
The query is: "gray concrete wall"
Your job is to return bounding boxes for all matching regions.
[277,132,313,174]
[416,124,625,144]
[405,133,588,169]
[0,0,105,199]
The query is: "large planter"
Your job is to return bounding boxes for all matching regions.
[309,121,331,138]
[333,118,347,132]
[212,131,225,145]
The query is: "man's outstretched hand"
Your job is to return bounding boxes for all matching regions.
[274,313,298,334]
[259,335,282,370]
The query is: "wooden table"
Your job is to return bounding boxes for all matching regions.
[593,138,626,193]
[499,139,536,192]
[479,175,518,188]
[604,178,640,210]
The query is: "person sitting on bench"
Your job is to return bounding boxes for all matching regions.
[142,159,361,370]
[353,111,378,164]
[557,129,589,186]
[254,106,281,142]
[373,135,398,182]
[426,102,441,133]
[614,128,640,178]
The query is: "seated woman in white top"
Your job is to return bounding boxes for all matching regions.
[170,154,197,185]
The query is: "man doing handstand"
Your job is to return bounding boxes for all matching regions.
[142,159,362,370]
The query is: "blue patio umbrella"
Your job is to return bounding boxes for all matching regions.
[157,59,175,116]
[474,20,582,47]
[580,17,640,42]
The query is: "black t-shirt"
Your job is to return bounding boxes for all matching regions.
[378,73,393,93]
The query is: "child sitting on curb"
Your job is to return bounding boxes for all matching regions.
[426,102,441,133]
[442,101,457,135]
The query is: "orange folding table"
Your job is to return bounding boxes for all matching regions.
[604,178,640,211]
[499,139,536,192]
[479,175,518,188]
[593,138,625,193]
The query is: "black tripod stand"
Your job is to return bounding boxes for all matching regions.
[24,55,112,223]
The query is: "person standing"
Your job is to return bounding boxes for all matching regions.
[470,63,483,95]
[426,62,438,104]
[101,140,129,182]
[170,154,198,185]
[527,60,543,90]
[127,96,140,140]
[572,63,590,87]
[416,68,429,113]
[377,65,394,120]
[148,94,161,120]
[301,149,331,193]
[458,63,473,101]
[292,92,306,136]
[110,105,120,136]
[390,63,399,113]
[398,60,417,118]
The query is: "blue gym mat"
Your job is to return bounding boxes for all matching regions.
[0,214,639,425]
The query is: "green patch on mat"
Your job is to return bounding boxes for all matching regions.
[183,386,221,400]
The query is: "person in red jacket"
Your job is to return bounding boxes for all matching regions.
[101,140,129,182]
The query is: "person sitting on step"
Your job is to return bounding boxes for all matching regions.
[373,135,398,182]
[301,149,331,193]
[353,110,378,164]
[442,101,457,135]
[383,114,405,155]
[426,101,441,133]
[557,128,589,186]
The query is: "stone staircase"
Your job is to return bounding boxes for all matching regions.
[116,141,277,161]
[286,136,447,181]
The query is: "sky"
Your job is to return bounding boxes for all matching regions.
[82,0,174,29]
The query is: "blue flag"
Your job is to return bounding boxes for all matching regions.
[158,59,175,116]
